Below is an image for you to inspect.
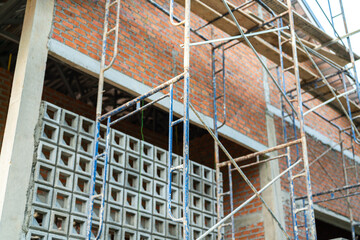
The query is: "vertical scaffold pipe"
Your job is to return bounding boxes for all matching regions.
[286,0,317,238]
[182,0,191,239]
[212,46,222,240]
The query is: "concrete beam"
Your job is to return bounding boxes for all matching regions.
[0,0,54,239]
[47,39,268,153]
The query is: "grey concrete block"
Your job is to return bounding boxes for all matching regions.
[97,142,106,161]
[49,210,69,235]
[34,162,55,186]
[60,109,79,132]
[98,124,108,143]
[154,147,167,165]
[152,198,166,218]
[137,232,151,240]
[26,229,48,240]
[169,187,179,204]
[191,226,203,239]
[191,193,203,211]
[152,217,165,236]
[203,181,213,198]
[190,177,202,194]
[58,128,77,151]
[213,170,223,184]
[123,208,138,229]
[169,154,180,168]
[191,210,203,228]
[202,165,213,182]
[77,135,94,157]
[75,154,92,176]
[105,224,122,240]
[95,160,108,181]
[138,212,152,232]
[123,189,138,210]
[78,116,95,137]
[154,163,167,182]
[106,204,122,226]
[37,141,58,165]
[190,161,202,178]
[73,175,90,196]
[71,194,89,217]
[138,194,153,214]
[170,170,179,187]
[43,102,61,124]
[110,129,126,149]
[91,200,104,221]
[109,165,124,187]
[140,175,153,196]
[166,220,179,239]
[153,180,166,199]
[94,181,104,196]
[110,147,125,168]
[121,228,137,240]
[108,184,124,206]
[40,121,59,144]
[33,184,53,208]
[125,152,140,173]
[30,207,51,231]
[151,236,165,240]
[203,213,214,229]
[124,171,139,191]
[201,231,215,240]
[178,189,183,205]
[56,147,75,171]
[140,158,154,178]
[54,168,73,192]
[203,198,213,215]
[140,141,154,160]
[52,189,71,212]
[88,221,104,240]
[166,203,180,220]
[69,215,86,238]
[126,135,140,154]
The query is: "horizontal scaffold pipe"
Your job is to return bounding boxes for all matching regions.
[99,73,185,121]
[218,139,302,167]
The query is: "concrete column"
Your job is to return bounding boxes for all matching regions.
[0,0,54,239]
[260,57,286,240]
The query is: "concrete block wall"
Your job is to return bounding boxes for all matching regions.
[27,101,221,239]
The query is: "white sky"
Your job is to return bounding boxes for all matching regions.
[305,0,360,76]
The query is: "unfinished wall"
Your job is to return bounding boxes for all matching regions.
[50,0,269,146]
[27,101,221,239]
[23,0,360,238]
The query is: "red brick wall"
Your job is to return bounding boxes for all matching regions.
[0,68,12,150]
[50,0,269,146]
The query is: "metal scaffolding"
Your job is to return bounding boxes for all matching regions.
[86,0,360,239]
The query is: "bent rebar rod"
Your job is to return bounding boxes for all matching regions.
[189,103,290,240]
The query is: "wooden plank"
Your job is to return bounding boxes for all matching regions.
[175,0,318,81]
[175,0,360,117]
[189,0,347,66]
[261,0,359,63]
